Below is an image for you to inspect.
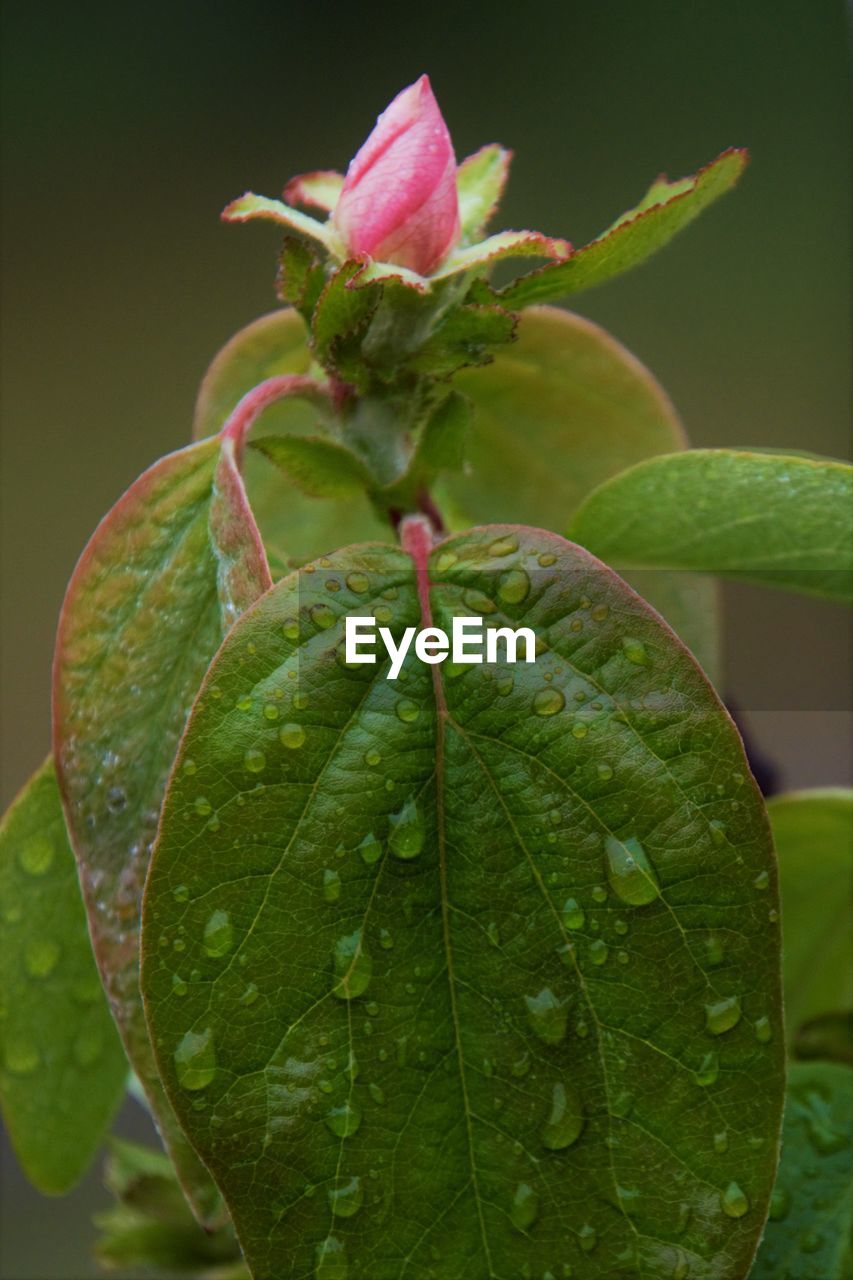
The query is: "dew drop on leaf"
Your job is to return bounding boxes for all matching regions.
[19,837,54,876]
[604,835,661,906]
[395,698,420,723]
[754,1015,772,1043]
[705,996,741,1035]
[314,1236,348,1279]
[524,987,568,1045]
[174,1028,216,1091]
[172,883,189,903]
[388,798,425,860]
[562,898,585,929]
[243,748,266,774]
[768,1187,790,1220]
[578,1223,598,1253]
[310,603,336,630]
[488,535,518,557]
[24,938,60,978]
[721,1181,750,1218]
[280,723,306,750]
[345,572,369,594]
[622,637,650,665]
[324,1100,362,1138]
[694,1051,720,1087]
[332,930,372,1000]
[510,1181,539,1231]
[541,1081,585,1150]
[328,1175,363,1217]
[534,688,565,717]
[203,910,233,958]
[358,833,382,866]
[323,869,342,902]
[498,569,530,604]
[589,939,609,966]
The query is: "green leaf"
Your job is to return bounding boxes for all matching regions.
[766,790,853,1048]
[569,450,853,602]
[750,1062,853,1279]
[141,524,783,1280]
[283,170,344,214]
[0,759,127,1194]
[222,193,340,255]
[250,434,373,498]
[457,145,512,241]
[277,238,326,326]
[53,430,271,1222]
[192,309,386,562]
[311,262,381,387]
[449,306,686,527]
[405,303,517,376]
[500,149,748,306]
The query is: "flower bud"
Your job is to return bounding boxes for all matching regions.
[333,76,461,276]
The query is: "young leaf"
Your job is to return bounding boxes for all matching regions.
[569,450,853,602]
[277,238,326,326]
[141,525,783,1280]
[499,149,748,307]
[767,790,853,1049]
[250,435,373,498]
[221,193,340,255]
[456,144,512,241]
[0,759,127,1194]
[53,429,271,1222]
[750,1062,853,1279]
[283,170,344,213]
[404,303,517,376]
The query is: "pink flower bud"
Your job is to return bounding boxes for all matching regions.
[333,76,461,276]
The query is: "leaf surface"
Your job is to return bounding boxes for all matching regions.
[569,450,853,602]
[0,759,127,1193]
[142,524,783,1279]
[766,790,853,1048]
[750,1062,853,1279]
[53,429,271,1220]
[499,150,747,307]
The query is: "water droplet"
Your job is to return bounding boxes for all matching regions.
[364,748,382,767]
[591,885,607,903]
[768,1187,790,1221]
[538,552,556,567]
[604,835,661,906]
[174,1027,216,1090]
[622,637,649,666]
[673,1249,690,1279]
[571,722,588,740]
[324,869,342,902]
[310,603,336,630]
[710,820,727,846]
[541,1081,585,1150]
[395,698,420,723]
[591,604,609,622]
[346,572,369,594]
[463,588,496,615]
[182,758,197,775]
[713,1129,729,1154]
[705,996,741,1036]
[498,569,530,605]
[325,1100,362,1137]
[171,974,188,997]
[721,1181,749,1218]
[435,550,458,572]
[694,1052,719,1087]
[524,987,568,1044]
[243,747,266,774]
[24,939,60,978]
[497,676,514,696]
[754,870,770,890]
[203,910,233,958]
[589,939,609,966]
[488,535,518,557]
[328,1175,362,1217]
[534,688,565,717]
[561,897,585,930]
[314,1236,348,1279]
[172,883,189,903]
[705,935,725,966]
[373,604,393,624]
[236,694,253,712]
[280,723,306,750]
[596,763,614,782]
[240,983,259,1006]
[486,921,500,947]
[332,930,372,1000]
[263,702,280,721]
[578,1224,597,1253]
[754,1015,772,1043]
[388,798,425,860]
[358,833,382,866]
[282,617,299,641]
[194,796,212,817]
[19,838,54,876]
[510,1182,539,1231]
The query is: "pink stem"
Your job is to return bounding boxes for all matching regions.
[220,375,330,462]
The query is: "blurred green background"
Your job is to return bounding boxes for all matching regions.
[1,0,850,1275]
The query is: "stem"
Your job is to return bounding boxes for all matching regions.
[220,375,331,462]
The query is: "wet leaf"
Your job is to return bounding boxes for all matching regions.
[142,524,782,1279]
[499,149,748,306]
[0,759,127,1193]
[750,1062,853,1279]
[569,450,853,602]
[53,429,270,1221]
[767,790,853,1049]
